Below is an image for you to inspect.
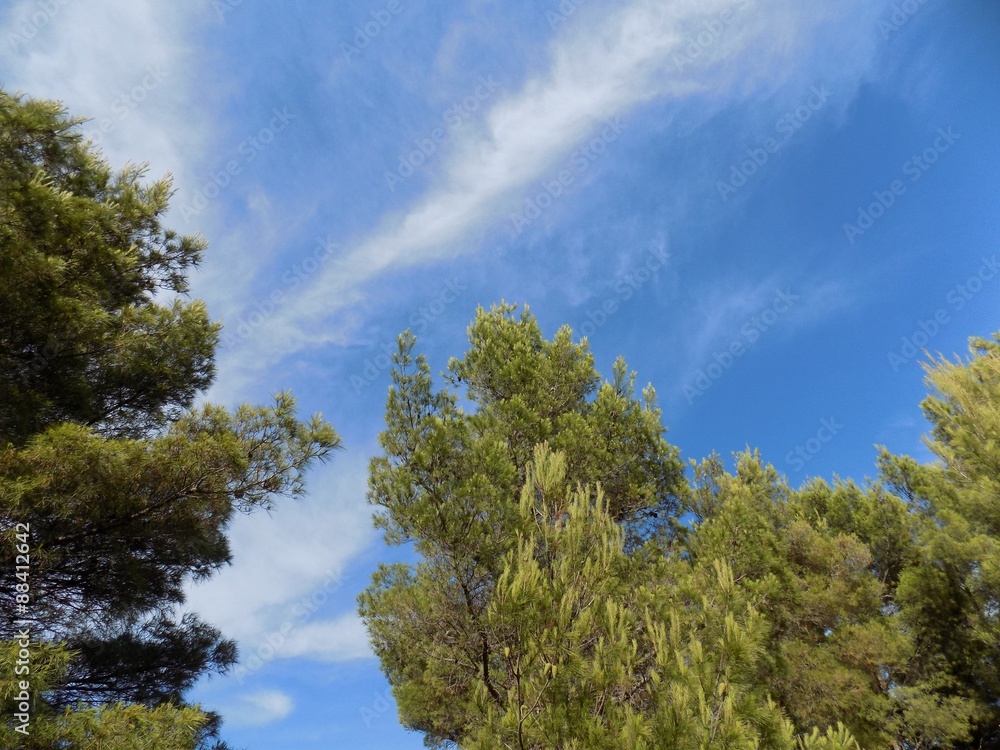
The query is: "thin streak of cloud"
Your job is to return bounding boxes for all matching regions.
[218,0,894,393]
[676,275,856,380]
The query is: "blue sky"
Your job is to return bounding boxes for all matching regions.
[3,0,1000,747]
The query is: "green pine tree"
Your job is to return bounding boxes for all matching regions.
[361,304,687,745]
[875,333,1000,749]
[0,89,340,748]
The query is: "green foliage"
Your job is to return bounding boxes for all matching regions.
[0,702,209,750]
[686,453,900,748]
[362,304,687,745]
[796,723,860,750]
[0,90,212,444]
[874,333,1000,749]
[40,703,208,750]
[363,305,1000,749]
[362,306,867,748]
[0,639,209,749]
[684,334,1000,749]
[463,445,793,750]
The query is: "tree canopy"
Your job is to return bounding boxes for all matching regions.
[362,304,1000,750]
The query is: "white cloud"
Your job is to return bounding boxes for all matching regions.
[221,689,294,728]
[0,0,209,192]
[216,0,896,393]
[280,611,373,662]
[183,457,375,658]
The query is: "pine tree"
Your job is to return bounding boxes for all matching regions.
[361,304,686,745]
[0,89,340,748]
[875,333,1000,749]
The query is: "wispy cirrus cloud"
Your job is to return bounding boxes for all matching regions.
[674,275,855,382]
[216,0,895,394]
